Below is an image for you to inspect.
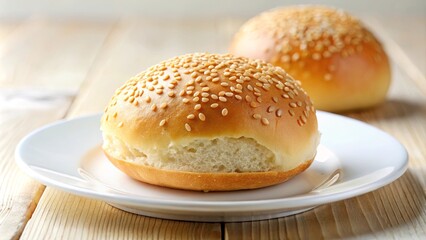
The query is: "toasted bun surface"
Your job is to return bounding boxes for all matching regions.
[101,53,320,191]
[230,5,391,112]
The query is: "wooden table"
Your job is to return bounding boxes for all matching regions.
[0,15,425,239]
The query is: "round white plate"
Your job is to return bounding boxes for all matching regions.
[15,111,408,222]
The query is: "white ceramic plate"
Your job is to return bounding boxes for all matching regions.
[15,111,408,222]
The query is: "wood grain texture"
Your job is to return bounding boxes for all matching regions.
[21,189,221,240]
[0,91,72,239]
[225,16,426,239]
[0,20,112,240]
[0,19,113,91]
[20,19,224,240]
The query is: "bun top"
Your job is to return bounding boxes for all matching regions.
[232,5,383,65]
[230,6,391,112]
[101,53,319,170]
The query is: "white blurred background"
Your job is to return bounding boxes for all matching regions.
[0,0,425,19]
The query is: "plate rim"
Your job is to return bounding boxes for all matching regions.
[15,111,409,212]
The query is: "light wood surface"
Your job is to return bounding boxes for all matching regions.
[0,15,424,239]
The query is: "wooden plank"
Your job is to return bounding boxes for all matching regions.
[0,19,113,91]
[21,190,221,239]
[20,19,224,239]
[225,16,426,239]
[0,19,112,240]
[0,90,72,240]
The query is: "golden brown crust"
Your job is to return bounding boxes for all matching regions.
[105,151,314,191]
[101,53,319,172]
[230,5,391,112]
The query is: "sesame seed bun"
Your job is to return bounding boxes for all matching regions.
[230,5,391,112]
[101,53,320,191]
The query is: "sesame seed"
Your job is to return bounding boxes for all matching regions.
[211,94,218,100]
[202,87,210,92]
[198,113,206,121]
[117,122,123,128]
[297,101,303,107]
[159,119,166,126]
[253,113,261,119]
[245,95,252,102]
[201,92,209,97]
[160,103,168,109]
[250,102,259,108]
[219,96,227,102]
[271,97,278,103]
[151,104,157,111]
[221,108,229,116]
[290,102,297,108]
[225,92,234,97]
[221,82,229,87]
[324,73,332,81]
[276,109,283,117]
[194,104,201,110]
[235,95,242,100]
[182,98,189,104]
[185,123,192,132]
[113,112,117,118]
[201,97,209,103]
[187,114,195,119]
[267,106,275,113]
[210,103,219,108]
[261,118,270,125]
[288,109,295,116]
[193,97,200,102]
[168,91,175,97]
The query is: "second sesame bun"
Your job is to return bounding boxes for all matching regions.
[101,53,320,191]
[230,5,391,112]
